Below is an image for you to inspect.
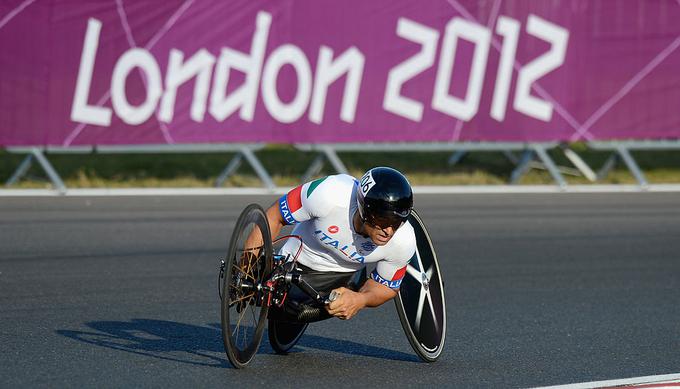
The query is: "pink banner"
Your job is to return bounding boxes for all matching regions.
[1,0,679,146]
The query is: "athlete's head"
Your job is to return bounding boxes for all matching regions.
[356,167,413,245]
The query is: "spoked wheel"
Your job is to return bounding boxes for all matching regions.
[220,204,273,368]
[268,320,308,354]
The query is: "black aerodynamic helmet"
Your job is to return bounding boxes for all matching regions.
[356,167,413,229]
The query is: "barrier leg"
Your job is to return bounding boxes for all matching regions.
[616,146,648,188]
[302,154,325,182]
[322,146,348,175]
[447,150,467,166]
[5,154,34,187]
[509,150,535,184]
[214,153,243,187]
[597,153,618,180]
[533,145,567,188]
[240,147,276,191]
[32,148,67,194]
[502,150,519,165]
[562,147,597,182]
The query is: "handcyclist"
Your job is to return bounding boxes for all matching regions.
[260,166,417,321]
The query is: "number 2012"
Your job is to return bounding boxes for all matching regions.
[383,14,569,123]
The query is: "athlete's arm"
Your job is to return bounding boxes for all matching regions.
[243,202,286,256]
[265,202,286,239]
[326,279,397,320]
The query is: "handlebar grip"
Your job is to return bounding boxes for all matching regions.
[326,290,339,304]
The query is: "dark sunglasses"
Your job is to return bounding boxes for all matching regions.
[364,213,406,230]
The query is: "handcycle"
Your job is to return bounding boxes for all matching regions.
[218,203,446,368]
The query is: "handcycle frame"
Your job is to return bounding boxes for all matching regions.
[218,235,335,313]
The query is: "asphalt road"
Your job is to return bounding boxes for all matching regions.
[1,193,679,388]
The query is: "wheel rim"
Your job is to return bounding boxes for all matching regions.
[394,209,446,362]
[221,205,272,367]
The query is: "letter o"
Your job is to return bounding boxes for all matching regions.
[261,44,312,123]
[111,48,163,125]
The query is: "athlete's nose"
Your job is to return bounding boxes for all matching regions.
[381,226,394,236]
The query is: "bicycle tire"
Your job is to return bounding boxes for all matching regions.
[220,204,273,368]
[268,319,308,354]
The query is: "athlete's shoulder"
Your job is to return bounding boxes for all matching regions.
[303,174,357,206]
[322,173,358,191]
[387,221,417,260]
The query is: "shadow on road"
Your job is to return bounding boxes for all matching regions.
[56,319,418,367]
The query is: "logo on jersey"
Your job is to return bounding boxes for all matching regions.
[278,196,296,224]
[314,230,365,263]
[360,170,375,196]
[361,241,376,252]
[278,185,302,225]
[371,269,403,289]
[328,225,339,234]
[307,177,327,197]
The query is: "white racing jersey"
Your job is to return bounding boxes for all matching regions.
[277,174,416,289]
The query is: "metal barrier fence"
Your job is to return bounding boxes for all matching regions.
[4,144,266,194]
[5,141,678,194]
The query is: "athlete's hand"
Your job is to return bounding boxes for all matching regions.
[325,287,366,320]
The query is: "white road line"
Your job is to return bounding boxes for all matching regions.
[531,373,680,389]
[2,184,680,197]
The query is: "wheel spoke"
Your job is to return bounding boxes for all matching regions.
[232,320,240,343]
[245,253,258,279]
[232,264,256,282]
[242,315,250,348]
[229,292,255,306]
[244,254,254,275]
[249,304,258,326]
[232,296,251,338]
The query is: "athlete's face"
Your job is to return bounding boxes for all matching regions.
[362,220,398,246]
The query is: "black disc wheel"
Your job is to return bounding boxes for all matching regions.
[220,204,273,368]
[268,319,308,354]
[395,209,446,362]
